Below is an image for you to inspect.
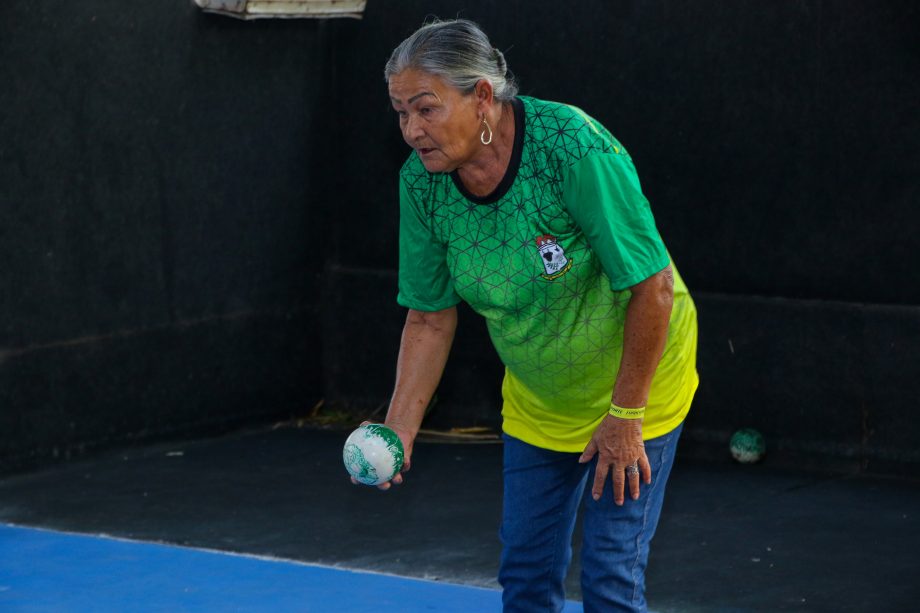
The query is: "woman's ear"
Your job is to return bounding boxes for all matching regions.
[474,79,495,113]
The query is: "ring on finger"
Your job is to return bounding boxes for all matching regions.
[625,462,639,476]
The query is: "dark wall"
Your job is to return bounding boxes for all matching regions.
[0,1,332,471]
[321,1,920,472]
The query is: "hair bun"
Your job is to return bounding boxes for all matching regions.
[493,47,507,76]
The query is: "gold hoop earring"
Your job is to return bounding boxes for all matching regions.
[480,118,493,145]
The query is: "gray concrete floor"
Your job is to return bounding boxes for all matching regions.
[1,427,918,612]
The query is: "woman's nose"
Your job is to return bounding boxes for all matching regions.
[403,114,423,142]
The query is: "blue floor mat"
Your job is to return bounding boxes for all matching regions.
[0,524,582,612]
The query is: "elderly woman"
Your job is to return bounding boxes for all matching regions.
[378,19,698,613]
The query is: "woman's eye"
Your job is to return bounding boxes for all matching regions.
[419,107,432,115]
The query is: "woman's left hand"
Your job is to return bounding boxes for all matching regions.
[579,415,652,505]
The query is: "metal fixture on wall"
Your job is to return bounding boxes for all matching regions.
[193,0,366,19]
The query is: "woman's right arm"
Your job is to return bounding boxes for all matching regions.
[378,306,458,489]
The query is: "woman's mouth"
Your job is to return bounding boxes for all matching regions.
[418,147,435,156]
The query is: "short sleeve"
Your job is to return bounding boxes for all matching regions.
[563,153,670,290]
[396,177,462,311]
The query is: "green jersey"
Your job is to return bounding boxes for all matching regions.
[397,96,698,452]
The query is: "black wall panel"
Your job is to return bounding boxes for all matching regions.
[1,1,332,471]
[687,294,920,473]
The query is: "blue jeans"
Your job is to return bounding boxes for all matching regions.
[498,424,683,613]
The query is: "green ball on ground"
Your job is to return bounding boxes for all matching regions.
[343,424,405,485]
[730,428,766,463]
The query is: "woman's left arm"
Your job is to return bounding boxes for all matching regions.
[579,265,674,505]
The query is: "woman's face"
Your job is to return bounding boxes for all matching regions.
[388,69,482,173]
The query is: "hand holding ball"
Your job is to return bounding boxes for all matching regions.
[343,424,405,486]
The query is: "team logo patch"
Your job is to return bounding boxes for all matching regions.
[536,234,573,280]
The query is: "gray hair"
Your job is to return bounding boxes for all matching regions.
[384,19,518,102]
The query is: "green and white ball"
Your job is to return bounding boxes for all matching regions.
[730,428,766,464]
[343,424,405,485]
